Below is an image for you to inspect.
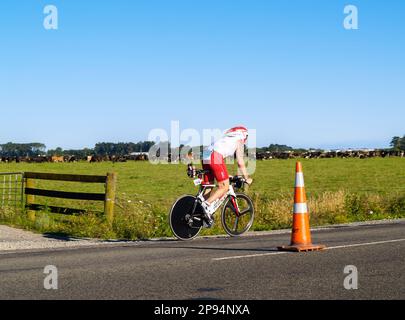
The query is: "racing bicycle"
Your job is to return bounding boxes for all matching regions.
[169,164,255,240]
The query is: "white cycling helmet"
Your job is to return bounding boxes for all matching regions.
[224,126,248,142]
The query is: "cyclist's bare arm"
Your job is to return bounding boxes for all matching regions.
[235,141,253,185]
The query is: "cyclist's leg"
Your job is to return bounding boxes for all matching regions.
[205,151,229,205]
[202,162,215,199]
[206,179,229,204]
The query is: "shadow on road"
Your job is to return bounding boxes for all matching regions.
[42,232,81,241]
[41,232,179,243]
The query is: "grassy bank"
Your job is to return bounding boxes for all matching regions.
[0,158,404,239]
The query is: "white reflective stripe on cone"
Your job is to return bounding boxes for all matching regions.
[293,203,308,214]
[295,172,305,187]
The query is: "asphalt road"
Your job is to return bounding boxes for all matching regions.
[1,220,404,300]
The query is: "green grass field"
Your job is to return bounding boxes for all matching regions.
[0,158,404,239]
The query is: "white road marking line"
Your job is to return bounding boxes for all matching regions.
[212,238,405,261]
[325,238,405,250]
[213,251,289,261]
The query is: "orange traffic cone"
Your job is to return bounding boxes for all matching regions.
[278,162,326,252]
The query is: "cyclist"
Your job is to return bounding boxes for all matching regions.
[201,126,253,227]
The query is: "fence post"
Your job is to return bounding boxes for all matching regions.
[105,172,117,225]
[26,178,36,221]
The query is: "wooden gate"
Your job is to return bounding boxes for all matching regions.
[24,172,117,224]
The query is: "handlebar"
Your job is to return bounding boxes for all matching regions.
[229,176,249,189]
[187,165,251,189]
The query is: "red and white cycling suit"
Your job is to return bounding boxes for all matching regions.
[202,127,248,184]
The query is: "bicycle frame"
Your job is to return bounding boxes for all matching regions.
[194,181,240,216]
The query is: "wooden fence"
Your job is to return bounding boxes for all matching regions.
[24,172,117,224]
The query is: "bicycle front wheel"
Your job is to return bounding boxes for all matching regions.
[221,193,255,237]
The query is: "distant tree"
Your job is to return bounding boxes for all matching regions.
[390,136,401,150]
[390,136,405,151]
[268,144,293,152]
[94,141,155,156]
[0,142,46,157]
[47,147,63,156]
[400,136,405,151]
[63,148,94,158]
[259,144,293,152]
[295,148,309,153]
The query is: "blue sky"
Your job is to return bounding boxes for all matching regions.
[0,0,404,150]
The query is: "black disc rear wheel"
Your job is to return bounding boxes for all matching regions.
[169,195,203,241]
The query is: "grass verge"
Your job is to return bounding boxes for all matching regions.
[1,189,404,240]
[0,158,404,239]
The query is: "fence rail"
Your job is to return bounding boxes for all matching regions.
[24,172,117,223]
[24,188,106,201]
[24,172,106,183]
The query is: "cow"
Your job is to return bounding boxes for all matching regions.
[87,155,102,163]
[51,155,64,163]
[111,155,127,163]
